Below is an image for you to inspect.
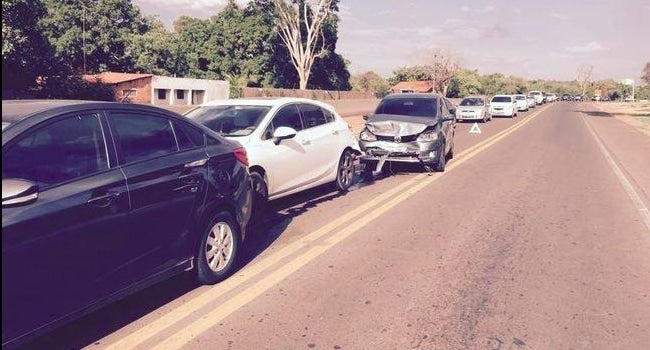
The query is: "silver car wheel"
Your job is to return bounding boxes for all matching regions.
[205,221,234,272]
[338,151,354,189]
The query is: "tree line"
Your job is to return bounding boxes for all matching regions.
[351,63,650,101]
[2,0,350,99]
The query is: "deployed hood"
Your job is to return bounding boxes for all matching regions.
[365,114,435,136]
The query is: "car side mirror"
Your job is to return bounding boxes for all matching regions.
[362,114,370,121]
[2,179,39,207]
[272,126,297,145]
[448,108,456,115]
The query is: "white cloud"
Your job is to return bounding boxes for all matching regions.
[551,12,570,20]
[461,6,470,12]
[566,41,609,53]
[484,2,496,12]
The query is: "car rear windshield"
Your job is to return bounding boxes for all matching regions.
[491,96,512,102]
[185,105,270,137]
[460,98,484,106]
[514,95,526,100]
[375,98,438,117]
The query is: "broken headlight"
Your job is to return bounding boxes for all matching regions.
[416,131,439,142]
[360,129,377,141]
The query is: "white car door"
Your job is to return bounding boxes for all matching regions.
[256,103,316,198]
[297,103,344,184]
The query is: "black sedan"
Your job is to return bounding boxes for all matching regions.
[1,100,252,348]
[359,93,456,173]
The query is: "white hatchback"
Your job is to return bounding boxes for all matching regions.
[185,98,361,213]
[489,95,518,117]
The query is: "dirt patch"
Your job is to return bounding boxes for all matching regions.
[589,102,650,137]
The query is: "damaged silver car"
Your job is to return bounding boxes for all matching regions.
[359,93,456,173]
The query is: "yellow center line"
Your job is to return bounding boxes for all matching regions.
[148,105,550,350]
[102,104,551,350]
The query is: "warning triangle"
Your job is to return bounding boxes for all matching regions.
[469,122,482,134]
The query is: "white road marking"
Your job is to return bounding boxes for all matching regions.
[582,114,650,231]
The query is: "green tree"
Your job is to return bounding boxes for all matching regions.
[2,0,54,97]
[447,69,482,97]
[350,71,389,96]
[41,0,149,74]
[128,16,188,76]
[643,62,650,84]
[388,65,431,86]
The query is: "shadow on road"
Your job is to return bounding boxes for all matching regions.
[16,172,391,350]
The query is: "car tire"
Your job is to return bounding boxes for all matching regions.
[196,211,241,285]
[250,171,268,222]
[448,139,455,160]
[434,142,446,172]
[335,149,355,191]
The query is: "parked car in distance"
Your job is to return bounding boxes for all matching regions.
[545,93,558,102]
[528,91,544,105]
[513,94,529,111]
[359,93,456,173]
[591,96,601,101]
[574,95,583,101]
[2,100,252,348]
[455,95,491,122]
[561,94,573,101]
[490,95,518,117]
[185,98,361,216]
[526,94,536,108]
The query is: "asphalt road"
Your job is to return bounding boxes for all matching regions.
[20,102,650,350]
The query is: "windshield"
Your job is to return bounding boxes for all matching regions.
[375,98,438,117]
[515,96,526,100]
[185,105,270,137]
[491,96,512,103]
[460,98,484,106]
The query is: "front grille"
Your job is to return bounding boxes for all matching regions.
[376,134,418,142]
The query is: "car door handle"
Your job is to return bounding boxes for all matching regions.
[173,184,200,193]
[87,192,120,208]
[184,158,208,168]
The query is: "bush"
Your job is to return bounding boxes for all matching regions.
[33,76,116,101]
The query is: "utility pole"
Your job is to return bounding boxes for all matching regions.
[82,7,87,74]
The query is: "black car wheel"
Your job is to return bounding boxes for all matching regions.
[434,142,446,172]
[196,211,240,285]
[335,150,355,191]
[250,171,268,221]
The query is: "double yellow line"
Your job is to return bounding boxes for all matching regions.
[104,105,551,350]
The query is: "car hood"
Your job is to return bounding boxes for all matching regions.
[365,114,435,136]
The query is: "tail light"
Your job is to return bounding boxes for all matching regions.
[233,147,248,167]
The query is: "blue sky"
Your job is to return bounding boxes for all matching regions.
[134,0,650,82]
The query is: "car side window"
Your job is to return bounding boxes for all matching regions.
[2,114,109,187]
[438,99,447,116]
[110,113,178,164]
[269,104,303,134]
[323,108,335,123]
[173,120,205,150]
[299,103,327,129]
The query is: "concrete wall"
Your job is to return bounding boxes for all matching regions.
[151,76,229,105]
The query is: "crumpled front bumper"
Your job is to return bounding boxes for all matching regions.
[358,139,443,171]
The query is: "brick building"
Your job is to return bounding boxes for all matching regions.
[83,72,229,105]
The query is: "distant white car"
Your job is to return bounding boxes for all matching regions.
[528,91,544,104]
[185,98,361,213]
[526,95,536,109]
[490,95,517,117]
[456,95,491,122]
[513,94,529,111]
